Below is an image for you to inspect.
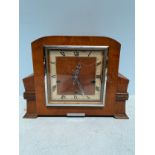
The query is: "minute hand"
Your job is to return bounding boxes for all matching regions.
[76,79,85,95]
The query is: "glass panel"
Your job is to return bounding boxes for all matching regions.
[44,46,108,106]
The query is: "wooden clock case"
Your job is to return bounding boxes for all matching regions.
[23,36,129,119]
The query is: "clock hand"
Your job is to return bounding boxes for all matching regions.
[72,63,84,95]
[72,63,81,85]
[76,79,85,95]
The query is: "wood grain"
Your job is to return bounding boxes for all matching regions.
[23,36,129,118]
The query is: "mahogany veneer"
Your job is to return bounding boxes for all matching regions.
[23,36,129,119]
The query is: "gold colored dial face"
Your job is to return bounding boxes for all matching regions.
[45,46,108,106]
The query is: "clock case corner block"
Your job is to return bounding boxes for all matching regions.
[22,36,129,119]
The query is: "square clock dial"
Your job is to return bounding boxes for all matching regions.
[44,46,108,107]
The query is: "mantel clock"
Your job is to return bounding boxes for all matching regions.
[23,36,129,119]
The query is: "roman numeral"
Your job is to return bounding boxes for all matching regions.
[51,75,56,78]
[88,51,92,57]
[50,61,56,64]
[74,51,79,56]
[60,51,65,56]
[96,75,101,78]
[96,61,101,66]
[74,95,78,100]
[61,95,66,99]
[96,86,100,91]
[87,96,90,99]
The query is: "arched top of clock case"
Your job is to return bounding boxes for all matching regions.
[31,36,121,80]
[31,36,121,49]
